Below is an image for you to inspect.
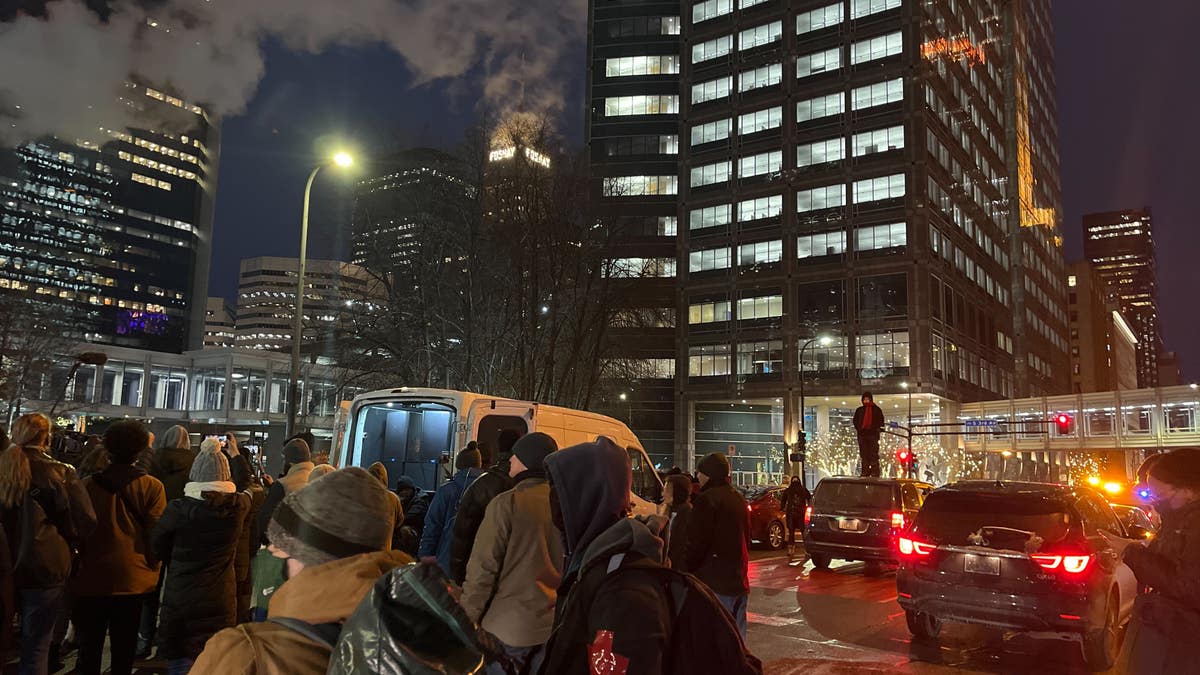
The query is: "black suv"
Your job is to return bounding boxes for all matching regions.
[802,477,934,570]
[896,481,1138,672]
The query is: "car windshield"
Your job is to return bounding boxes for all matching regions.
[813,481,894,511]
[914,492,1074,549]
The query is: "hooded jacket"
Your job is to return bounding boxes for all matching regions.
[461,472,563,647]
[1,447,97,589]
[74,463,167,596]
[418,467,482,574]
[189,550,411,675]
[685,476,750,596]
[449,461,514,584]
[151,444,194,503]
[152,489,251,659]
[539,439,672,675]
[368,462,406,550]
[253,461,316,547]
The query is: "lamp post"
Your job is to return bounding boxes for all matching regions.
[48,352,108,418]
[286,151,353,439]
[796,334,833,485]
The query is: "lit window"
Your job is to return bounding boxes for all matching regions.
[853,174,906,203]
[738,240,783,266]
[797,92,844,122]
[855,223,907,251]
[692,76,733,104]
[738,341,784,375]
[689,246,732,272]
[851,0,901,19]
[797,138,844,167]
[856,330,911,372]
[738,151,781,178]
[796,184,845,212]
[796,48,841,78]
[852,125,905,156]
[797,3,844,34]
[606,258,677,278]
[689,300,732,324]
[605,55,681,77]
[693,0,732,23]
[689,344,731,377]
[690,161,732,188]
[797,230,846,258]
[737,195,782,222]
[690,204,732,230]
[738,63,783,92]
[738,21,783,51]
[602,175,679,196]
[851,32,903,64]
[692,35,734,63]
[852,78,903,110]
[691,119,732,146]
[737,295,784,320]
[604,95,679,116]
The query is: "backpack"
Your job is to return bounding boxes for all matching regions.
[271,561,504,675]
[602,563,763,675]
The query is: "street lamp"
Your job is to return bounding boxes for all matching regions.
[48,351,107,417]
[287,150,354,438]
[796,334,834,486]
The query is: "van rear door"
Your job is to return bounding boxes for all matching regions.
[347,399,457,491]
[467,399,532,456]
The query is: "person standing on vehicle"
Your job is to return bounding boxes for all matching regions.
[0,413,96,675]
[450,430,522,584]
[462,432,561,674]
[73,420,167,675]
[419,444,483,575]
[780,476,812,557]
[1101,449,1200,674]
[152,443,250,675]
[189,467,408,675]
[665,474,694,572]
[686,452,751,639]
[852,392,885,477]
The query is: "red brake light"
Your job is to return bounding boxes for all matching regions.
[898,536,934,557]
[891,512,906,529]
[747,504,753,512]
[804,506,812,527]
[1032,553,1092,575]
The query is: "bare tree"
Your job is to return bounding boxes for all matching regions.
[0,291,89,424]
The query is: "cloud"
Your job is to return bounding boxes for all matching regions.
[0,0,586,144]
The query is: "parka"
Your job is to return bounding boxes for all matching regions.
[685,476,751,596]
[73,464,166,597]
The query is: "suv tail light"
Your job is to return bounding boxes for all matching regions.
[1031,553,1092,575]
[804,506,812,527]
[890,512,906,530]
[898,536,935,557]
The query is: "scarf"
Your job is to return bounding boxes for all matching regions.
[184,480,237,499]
[863,404,873,428]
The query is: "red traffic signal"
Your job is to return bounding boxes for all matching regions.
[1054,413,1074,435]
[895,447,913,464]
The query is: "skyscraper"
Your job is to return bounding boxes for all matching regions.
[235,256,371,353]
[1081,208,1160,388]
[203,297,236,349]
[588,0,1069,468]
[0,83,218,352]
[1066,262,1138,393]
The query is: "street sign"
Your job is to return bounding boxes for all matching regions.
[889,421,901,429]
[964,419,999,428]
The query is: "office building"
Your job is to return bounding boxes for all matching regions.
[588,0,1069,470]
[203,297,236,349]
[0,83,219,352]
[234,256,372,353]
[1067,262,1137,393]
[351,148,475,270]
[1157,351,1183,388]
[1082,208,1161,387]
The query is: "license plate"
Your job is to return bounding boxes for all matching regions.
[837,518,862,531]
[964,554,1000,575]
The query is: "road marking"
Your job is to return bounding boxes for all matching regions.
[747,611,805,627]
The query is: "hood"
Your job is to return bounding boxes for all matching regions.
[452,467,481,486]
[395,475,420,492]
[93,463,148,492]
[367,461,389,487]
[544,437,631,559]
[578,515,668,574]
[666,474,692,507]
[152,446,194,473]
[198,489,247,516]
[155,425,190,451]
[268,550,411,624]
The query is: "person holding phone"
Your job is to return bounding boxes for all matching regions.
[1099,449,1200,674]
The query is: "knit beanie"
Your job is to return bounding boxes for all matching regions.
[512,432,558,472]
[697,452,730,481]
[283,438,311,465]
[308,464,336,483]
[455,444,482,470]
[190,446,231,483]
[267,466,395,567]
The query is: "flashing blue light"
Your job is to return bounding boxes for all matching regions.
[1137,488,1152,500]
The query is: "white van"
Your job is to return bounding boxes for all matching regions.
[331,387,665,516]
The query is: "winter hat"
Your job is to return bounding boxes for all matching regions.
[155,425,190,451]
[697,452,730,481]
[512,432,558,472]
[190,445,231,483]
[456,443,482,470]
[283,437,311,465]
[267,466,395,567]
[308,464,336,483]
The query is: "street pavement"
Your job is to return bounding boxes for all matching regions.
[747,549,1105,674]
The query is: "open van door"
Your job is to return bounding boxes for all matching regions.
[467,398,533,457]
[626,445,665,517]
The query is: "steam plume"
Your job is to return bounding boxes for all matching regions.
[0,0,585,144]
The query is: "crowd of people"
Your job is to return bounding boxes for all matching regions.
[4,408,1197,675]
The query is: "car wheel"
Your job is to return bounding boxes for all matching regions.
[766,520,786,550]
[905,610,942,640]
[809,553,831,570]
[1082,590,1121,672]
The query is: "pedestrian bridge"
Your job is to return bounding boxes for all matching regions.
[956,384,1200,454]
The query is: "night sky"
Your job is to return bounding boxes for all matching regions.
[208,2,1199,380]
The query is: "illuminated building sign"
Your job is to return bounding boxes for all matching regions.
[487,145,552,169]
[524,147,551,168]
[116,310,169,336]
[488,146,516,162]
[921,36,987,66]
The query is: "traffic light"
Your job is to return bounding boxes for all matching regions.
[895,447,913,465]
[1054,413,1074,435]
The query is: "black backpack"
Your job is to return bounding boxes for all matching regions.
[602,564,763,675]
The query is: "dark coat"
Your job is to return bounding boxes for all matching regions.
[852,403,885,441]
[150,447,194,503]
[418,467,481,575]
[152,490,251,659]
[1120,499,1200,673]
[667,503,693,572]
[685,478,750,596]
[74,465,166,596]
[448,464,513,584]
[1,448,96,590]
[780,481,812,520]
